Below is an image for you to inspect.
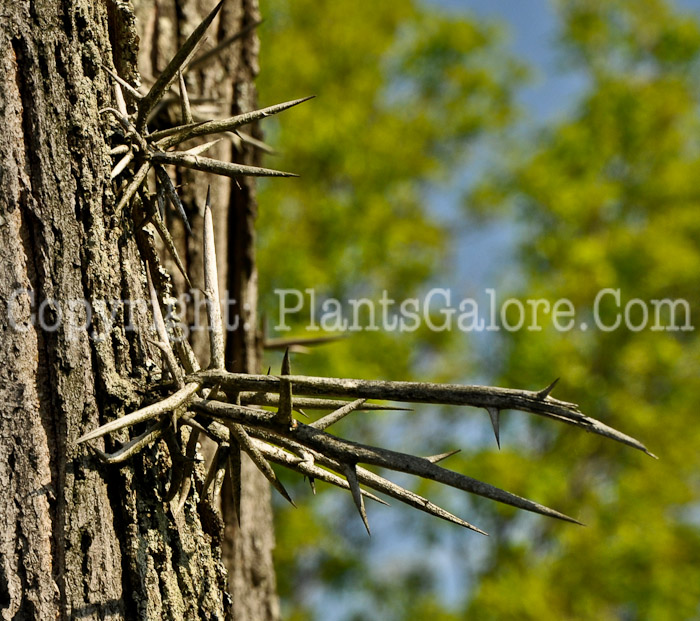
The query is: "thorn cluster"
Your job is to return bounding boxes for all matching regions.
[86,4,657,536]
[103,0,307,251]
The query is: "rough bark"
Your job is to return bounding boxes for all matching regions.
[0,0,275,618]
[131,1,278,618]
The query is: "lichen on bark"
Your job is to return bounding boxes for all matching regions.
[0,1,271,618]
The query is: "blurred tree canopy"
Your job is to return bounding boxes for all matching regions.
[255,0,700,619]
[466,1,700,619]
[255,0,522,382]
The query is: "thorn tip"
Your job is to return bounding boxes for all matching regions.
[487,407,501,449]
[537,378,560,399]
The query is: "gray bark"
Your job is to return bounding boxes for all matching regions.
[0,0,276,618]
[131,2,278,618]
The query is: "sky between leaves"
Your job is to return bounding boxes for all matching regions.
[254,0,700,619]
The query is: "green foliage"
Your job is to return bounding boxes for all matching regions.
[256,0,700,618]
[256,0,522,375]
[557,0,700,73]
[467,1,700,618]
[255,1,521,618]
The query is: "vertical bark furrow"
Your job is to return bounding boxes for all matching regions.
[3,1,278,618]
[3,2,126,618]
[5,4,131,619]
[2,16,63,620]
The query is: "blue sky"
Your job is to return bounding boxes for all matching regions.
[302,4,582,620]
[432,0,589,120]
[298,2,700,619]
[420,0,590,354]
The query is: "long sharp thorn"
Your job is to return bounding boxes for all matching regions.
[202,443,228,501]
[537,378,560,399]
[310,399,367,430]
[228,423,295,507]
[174,428,201,515]
[348,462,486,534]
[250,438,388,505]
[91,420,167,465]
[146,262,171,348]
[141,241,199,375]
[239,392,409,411]
[287,423,583,525]
[148,339,185,388]
[189,18,264,70]
[203,186,225,369]
[145,120,209,143]
[277,349,294,427]
[111,149,134,180]
[163,427,189,502]
[211,444,229,502]
[150,208,192,289]
[154,164,192,234]
[103,64,144,100]
[113,81,128,117]
[247,427,485,533]
[194,369,652,456]
[110,145,130,156]
[151,151,297,179]
[99,107,132,132]
[136,0,225,130]
[178,70,193,125]
[308,477,316,495]
[228,444,242,526]
[264,334,346,350]
[487,407,501,449]
[281,348,291,375]
[234,130,277,154]
[157,187,165,220]
[184,138,222,157]
[425,449,461,464]
[539,410,658,459]
[343,463,371,536]
[115,161,150,213]
[76,382,200,445]
[154,96,315,149]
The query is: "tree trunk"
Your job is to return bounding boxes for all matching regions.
[0,0,277,618]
